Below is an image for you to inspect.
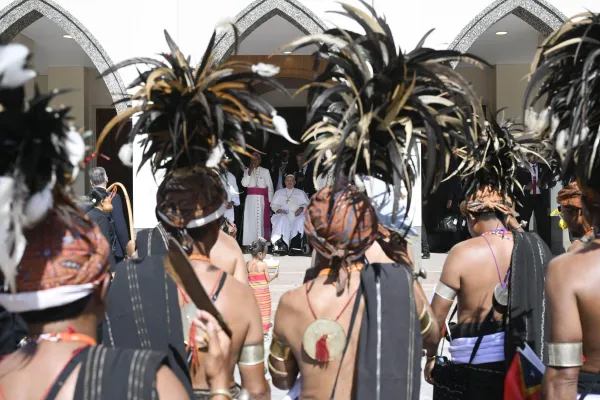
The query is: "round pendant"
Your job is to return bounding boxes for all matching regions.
[494,283,508,307]
[302,319,346,363]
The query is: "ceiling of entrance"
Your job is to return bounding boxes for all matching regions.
[238,15,317,55]
[466,14,541,65]
[21,17,96,75]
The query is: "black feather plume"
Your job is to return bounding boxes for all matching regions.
[286,1,489,222]
[459,109,553,204]
[97,27,297,175]
[526,12,600,189]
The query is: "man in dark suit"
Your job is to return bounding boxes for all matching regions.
[515,158,552,247]
[290,152,316,198]
[270,149,290,192]
[86,167,130,262]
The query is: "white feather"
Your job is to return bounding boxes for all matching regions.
[271,111,299,144]
[23,184,53,228]
[206,142,225,169]
[0,44,36,89]
[118,142,134,168]
[251,63,280,78]
[65,128,85,167]
[0,177,27,293]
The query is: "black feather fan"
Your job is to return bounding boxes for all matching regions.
[97,28,298,175]
[285,1,490,218]
[525,12,600,189]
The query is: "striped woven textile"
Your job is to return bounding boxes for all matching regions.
[248,271,272,333]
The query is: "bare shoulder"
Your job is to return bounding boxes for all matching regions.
[255,261,268,271]
[277,285,304,315]
[546,251,578,290]
[215,231,243,256]
[225,274,255,299]
[444,239,481,267]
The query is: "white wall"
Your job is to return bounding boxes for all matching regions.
[1,0,596,229]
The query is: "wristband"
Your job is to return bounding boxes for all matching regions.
[209,389,233,399]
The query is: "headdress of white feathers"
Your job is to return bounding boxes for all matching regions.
[0,44,85,292]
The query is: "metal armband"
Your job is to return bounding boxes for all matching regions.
[269,333,292,362]
[268,358,289,377]
[419,303,433,336]
[434,282,457,302]
[238,343,265,366]
[546,342,583,367]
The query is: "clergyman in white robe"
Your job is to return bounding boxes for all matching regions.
[242,155,274,246]
[224,170,240,224]
[271,175,309,246]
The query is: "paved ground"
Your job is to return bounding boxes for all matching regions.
[237,251,449,399]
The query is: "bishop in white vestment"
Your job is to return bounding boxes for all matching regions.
[271,175,309,246]
[242,153,274,245]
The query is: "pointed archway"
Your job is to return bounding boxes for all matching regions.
[212,0,328,62]
[448,0,566,53]
[0,0,127,113]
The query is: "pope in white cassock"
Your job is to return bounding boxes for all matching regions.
[242,153,274,246]
[271,174,309,249]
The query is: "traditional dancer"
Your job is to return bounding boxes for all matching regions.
[425,117,553,399]
[0,44,188,399]
[99,28,296,399]
[556,182,592,252]
[247,238,279,337]
[269,2,486,398]
[525,12,600,399]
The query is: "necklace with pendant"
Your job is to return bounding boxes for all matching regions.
[481,229,512,312]
[303,283,359,363]
[285,189,294,204]
[19,326,96,348]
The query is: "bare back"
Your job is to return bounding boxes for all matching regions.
[274,272,364,399]
[183,261,266,394]
[0,344,187,400]
[210,230,248,284]
[439,234,514,324]
[0,342,81,400]
[546,241,600,372]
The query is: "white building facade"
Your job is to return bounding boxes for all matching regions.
[0,0,596,255]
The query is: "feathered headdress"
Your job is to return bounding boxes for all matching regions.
[285,1,488,228]
[525,12,600,189]
[0,44,86,292]
[97,28,298,176]
[459,110,552,207]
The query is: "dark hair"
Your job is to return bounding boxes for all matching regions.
[249,239,268,257]
[471,211,510,227]
[89,188,107,205]
[89,167,107,186]
[20,294,93,325]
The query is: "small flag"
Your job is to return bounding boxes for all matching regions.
[504,344,545,400]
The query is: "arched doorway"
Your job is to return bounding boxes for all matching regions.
[212,0,327,63]
[0,0,127,112]
[437,0,568,254]
[0,0,132,235]
[448,0,565,53]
